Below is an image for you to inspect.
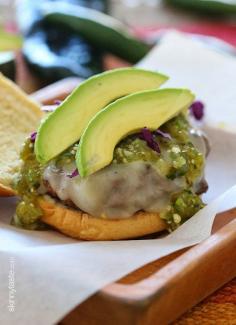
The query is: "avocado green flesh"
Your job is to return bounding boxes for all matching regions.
[77,88,195,177]
[35,68,168,164]
[0,31,23,51]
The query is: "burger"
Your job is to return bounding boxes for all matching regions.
[0,68,209,240]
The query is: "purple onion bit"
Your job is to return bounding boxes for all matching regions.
[140,127,161,154]
[54,99,62,105]
[189,101,205,121]
[67,169,79,178]
[42,100,62,112]
[155,129,172,140]
[30,131,37,143]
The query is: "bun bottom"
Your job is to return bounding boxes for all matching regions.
[39,196,167,241]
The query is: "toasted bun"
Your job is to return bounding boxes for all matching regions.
[0,184,15,196]
[0,73,43,196]
[39,196,166,240]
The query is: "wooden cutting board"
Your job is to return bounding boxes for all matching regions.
[32,79,236,325]
[60,211,236,325]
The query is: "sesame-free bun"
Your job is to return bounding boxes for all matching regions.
[39,196,166,240]
[0,73,43,196]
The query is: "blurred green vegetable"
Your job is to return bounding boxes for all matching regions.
[166,0,236,15]
[42,2,150,63]
[16,0,107,83]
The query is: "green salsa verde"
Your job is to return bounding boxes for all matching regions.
[12,139,46,230]
[13,114,206,232]
[113,114,204,185]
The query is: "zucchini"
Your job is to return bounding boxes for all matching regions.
[16,0,104,83]
[166,0,236,14]
[42,2,150,63]
[22,26,103,82]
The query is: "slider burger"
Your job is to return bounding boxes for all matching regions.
[1,68,209,240]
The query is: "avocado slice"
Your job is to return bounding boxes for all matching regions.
[35,68,168,163]
[77,88,195,177]
[0,30,23,51]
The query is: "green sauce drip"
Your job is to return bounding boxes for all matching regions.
[13,138,46,230]
[161,190,205,231]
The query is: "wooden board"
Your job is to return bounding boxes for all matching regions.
[32,79,236,325]
[60,211,236,325]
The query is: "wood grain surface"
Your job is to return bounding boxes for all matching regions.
[59,210,236,325]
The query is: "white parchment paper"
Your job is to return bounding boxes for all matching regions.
[1,32,236,325]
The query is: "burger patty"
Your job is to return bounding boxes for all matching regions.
[43,180,78,209]
[44,171,208,211]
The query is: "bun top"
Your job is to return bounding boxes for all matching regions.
[0,73,43,195]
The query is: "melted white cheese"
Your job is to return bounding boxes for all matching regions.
[44,162,184,219]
